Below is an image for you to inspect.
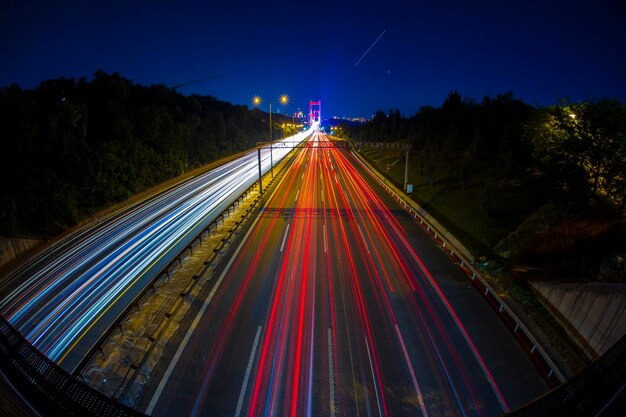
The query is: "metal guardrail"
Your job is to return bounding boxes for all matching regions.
[350,148,565,388]
[505,333,626,416]
[0,316,147,417]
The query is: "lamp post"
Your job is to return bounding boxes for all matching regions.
[252,94,289,179]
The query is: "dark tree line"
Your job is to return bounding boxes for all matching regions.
[0,71,280,236]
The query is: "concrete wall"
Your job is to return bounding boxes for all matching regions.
[531,282,626,359]
[0,237,43,270]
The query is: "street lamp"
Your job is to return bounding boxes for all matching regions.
[253,94,289,178]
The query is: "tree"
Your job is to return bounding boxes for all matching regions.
[527,100,626,207]
[0,71,276,237]
[479,180,494,217]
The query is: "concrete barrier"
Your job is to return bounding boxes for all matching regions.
[531,282,626,359]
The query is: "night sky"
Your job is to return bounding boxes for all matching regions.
[1,0,625,118]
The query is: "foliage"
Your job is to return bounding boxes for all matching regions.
[348,92,626,279]
[517,202,626,279]
[342,91,535,178]
[525,99,626,208]
[0,72,276,236]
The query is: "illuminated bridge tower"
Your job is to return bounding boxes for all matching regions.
[309,100,321,125]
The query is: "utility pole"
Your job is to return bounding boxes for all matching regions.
[257,148,263,194]
[269,103,273,178]
[404,148,410,192]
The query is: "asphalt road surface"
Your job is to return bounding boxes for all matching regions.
[137,131,548,417]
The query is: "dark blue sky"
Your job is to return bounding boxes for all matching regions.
[1,0,625,118]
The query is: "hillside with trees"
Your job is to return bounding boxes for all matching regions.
[0,71,283,237]
[340,92,626,281]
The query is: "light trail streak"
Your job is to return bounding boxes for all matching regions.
[395,324,429,417]
[234,325,263,417]
[0,129,311,367]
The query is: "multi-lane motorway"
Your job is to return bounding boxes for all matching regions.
[136,131,548,417]
[0,129,310,371]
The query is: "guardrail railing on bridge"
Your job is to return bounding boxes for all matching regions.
[0,316,147,417]
[505,333,626,416]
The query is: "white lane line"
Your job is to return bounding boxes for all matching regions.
[321,189,324,203]
[295,189,300,202]
[357,224,371,254]
[328,328,336,417]
[422,318,467,416]
[365,337,383,417]
[393,224,509,412]
[146,207,265,414]
[280,223,290,252]
[234,325,263,417]
[302,173,305,180]
[395,324,429,417]
[323,224,328,254]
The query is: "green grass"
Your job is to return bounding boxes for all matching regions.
[360,147,551,258]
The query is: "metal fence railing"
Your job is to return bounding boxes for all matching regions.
[0,316,147,417]
[504,334,626,416]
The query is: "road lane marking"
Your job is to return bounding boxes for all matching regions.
[295,189,300,202]
[364,337,383,417]
[394,224,509,412]
[145,201,266,414]
[234,325,263,417]
[357,224,371,254]
[280,223,290,252]
[338,271,360,416]
[424,319,467,416]
[323,224,327,254]
[395,324,429,417]
[328,327,336,417]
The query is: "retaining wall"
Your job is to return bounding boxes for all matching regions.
[531,282,626,359]
[0,236,43,269]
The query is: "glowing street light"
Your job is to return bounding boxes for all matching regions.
[252,93,290,178]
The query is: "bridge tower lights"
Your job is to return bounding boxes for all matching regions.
[309,100,321,125]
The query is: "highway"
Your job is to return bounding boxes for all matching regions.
[137,131,548,417]
[0,129,310,372]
